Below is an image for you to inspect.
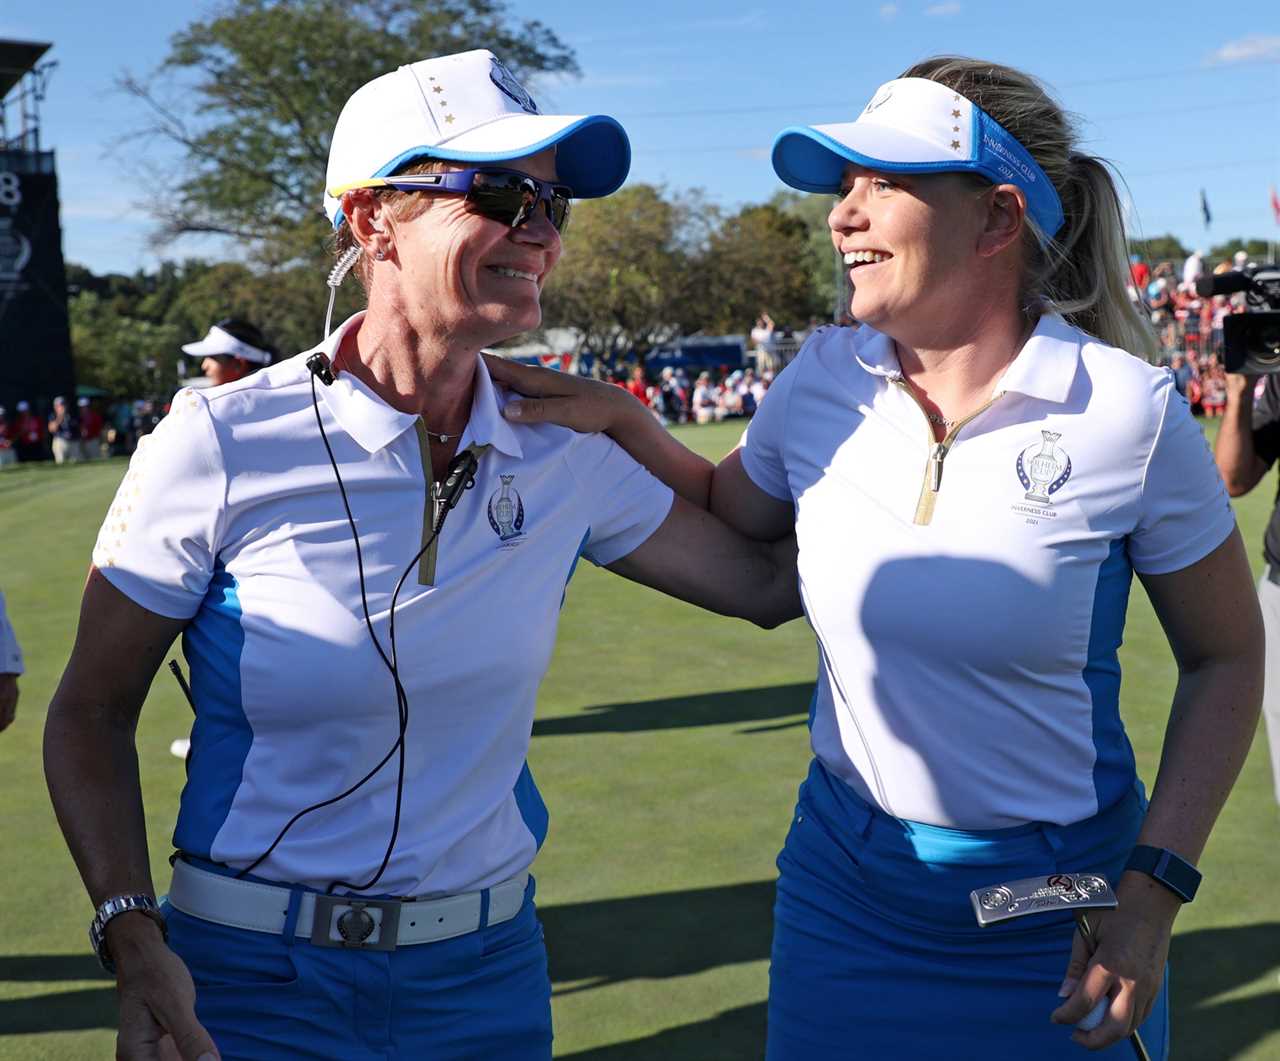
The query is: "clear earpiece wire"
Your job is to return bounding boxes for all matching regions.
[323,245,363,339]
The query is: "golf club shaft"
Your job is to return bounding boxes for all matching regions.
[1075,914,1151,1061]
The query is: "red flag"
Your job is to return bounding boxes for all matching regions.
[1272,185,1280,225]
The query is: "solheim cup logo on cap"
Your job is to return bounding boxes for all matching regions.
[489,57,538,115]
[1016,430,1071,506]
[862,86,893,116]
[488,474,526,542]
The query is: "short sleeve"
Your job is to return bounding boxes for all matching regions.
[565,433,674,566]
[1128,378,1235,574]
[0,590,22,675]
[93,390,227,619]
[739,354,803,502]
[1251,375,1280,467]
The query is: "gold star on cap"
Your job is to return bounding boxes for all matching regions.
[950,140,961,150]
[444,114,456,124]
[439,100,448,107]
[952,125,960,132]
[433,85,443,94]
[951,109,961,118]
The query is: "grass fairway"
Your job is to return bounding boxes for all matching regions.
[1,419,1277,1059]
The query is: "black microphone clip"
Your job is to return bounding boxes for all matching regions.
[307,352,336,386]
[434,451,479,533]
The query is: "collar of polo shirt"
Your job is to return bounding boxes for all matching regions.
[309,312,523,457]
[853,312,1082,405]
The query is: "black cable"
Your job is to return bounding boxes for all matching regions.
[237,373,444,891]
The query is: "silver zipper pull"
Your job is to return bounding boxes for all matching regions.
[930,443,946,492]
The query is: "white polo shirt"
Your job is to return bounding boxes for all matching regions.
[94,312,672,896]
[742,313,1235,829]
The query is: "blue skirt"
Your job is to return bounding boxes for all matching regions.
[767,760,1170,1060]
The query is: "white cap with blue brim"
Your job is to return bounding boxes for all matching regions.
[324,49,631,229]
[181,325,273,364]
[771,77,1065,240]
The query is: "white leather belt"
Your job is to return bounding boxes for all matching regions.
[167,859,528,951]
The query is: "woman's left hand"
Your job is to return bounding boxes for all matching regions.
[482,354,641,435]
[1050,873,1180,1050]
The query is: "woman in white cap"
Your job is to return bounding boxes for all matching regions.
[488,56,1261,1059]
[46,49,799,1061]
[180,318,277,386]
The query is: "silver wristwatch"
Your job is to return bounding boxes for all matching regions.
[89,894,167,973]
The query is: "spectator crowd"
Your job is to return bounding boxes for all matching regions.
[1130,248,1259,416]
[0,396,161,466]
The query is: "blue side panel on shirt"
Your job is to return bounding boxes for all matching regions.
[1087,538,1138,811]
[513,761,549,849]
[173,561,253,858]
[560,527,591,607]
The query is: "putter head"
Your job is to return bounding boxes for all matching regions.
[970,872,1117,927]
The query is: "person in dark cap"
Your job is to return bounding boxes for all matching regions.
[48,396,81,464]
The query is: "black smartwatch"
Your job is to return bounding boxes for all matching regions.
[1124,845,1201,903]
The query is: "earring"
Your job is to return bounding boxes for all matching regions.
[374,246,387,261]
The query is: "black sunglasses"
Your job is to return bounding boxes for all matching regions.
[376,167,573,233]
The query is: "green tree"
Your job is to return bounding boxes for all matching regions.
[772,190,843,321]
[1207,238,1273,265]
[122,0,578,268]
[69,291,182,398]
[1128,234,1188,265]
[687,203,825,335]
[541,184,692,371]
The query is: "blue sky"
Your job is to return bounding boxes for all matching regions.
[3,0,1277,274]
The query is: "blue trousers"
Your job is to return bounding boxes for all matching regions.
[767,760,1170,1060]
[162,877,552,1060]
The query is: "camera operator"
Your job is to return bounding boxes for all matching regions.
[1216,370,1280,806]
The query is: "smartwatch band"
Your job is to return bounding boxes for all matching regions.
[1124,845,1201,903]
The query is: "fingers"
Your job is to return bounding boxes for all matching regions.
[482,353,562,396]
[1072,979,1141,1051]
[1054,926,1091,1006]
[0,676,17,731]
[1052,956,1111,1027]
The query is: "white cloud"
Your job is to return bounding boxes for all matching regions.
[1205,35,1280,65]
[925,2,962,14]
[880,3,899,19]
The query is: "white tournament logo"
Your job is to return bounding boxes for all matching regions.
[489,58,539,114]
[0,216,31,281]
[487,474,526,541]
[1016,430,1071,506]
[862,86,893,116]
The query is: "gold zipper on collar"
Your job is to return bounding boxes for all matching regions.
[891,377,1004,526]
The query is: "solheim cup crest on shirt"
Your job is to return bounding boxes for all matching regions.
[489,58,538,114]
[488,474,526,541]
[1016,431,1072,505]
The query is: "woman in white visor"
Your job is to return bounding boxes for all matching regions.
[489,56,1261,1059]
[180,318,277,386]
[46,49,799,1061]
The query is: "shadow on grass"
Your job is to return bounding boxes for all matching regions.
[557,1002,766,1061]
[1171,921,1280,1059]
[543,880,774,992]
[533,683,812,737]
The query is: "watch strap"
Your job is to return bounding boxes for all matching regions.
[89,894,167,973]
[1124,845,1201,903]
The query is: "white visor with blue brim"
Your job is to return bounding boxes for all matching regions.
[771,77,1065,240]
[325,49,631,229]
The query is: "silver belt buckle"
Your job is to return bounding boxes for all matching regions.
[310,895,401,951]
